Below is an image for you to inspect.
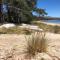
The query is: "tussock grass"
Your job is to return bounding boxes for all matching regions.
[41,58,45,60]
[0,26,31,34]
[25,33,47,57]
[32,21,60,34]
[53,25,60,33]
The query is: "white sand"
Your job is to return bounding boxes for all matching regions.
[0,33,60,60]
[36,21,60,26]
[0,23,16,28]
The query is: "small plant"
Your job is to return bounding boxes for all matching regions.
[25,33,47,57]
[23,28,31,35]
[53,25,60,33]
[41,58,45,60]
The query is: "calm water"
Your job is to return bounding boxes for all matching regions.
[44,20,60,24]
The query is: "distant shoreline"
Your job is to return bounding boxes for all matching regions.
[36,21,60,26]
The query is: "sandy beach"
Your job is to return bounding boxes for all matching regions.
[37,21,60,26]
[0,32,60,60]
[44,22,60,26]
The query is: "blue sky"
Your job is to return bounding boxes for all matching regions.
[36,0,60,17]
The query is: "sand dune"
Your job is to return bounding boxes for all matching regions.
[0,33,60,60]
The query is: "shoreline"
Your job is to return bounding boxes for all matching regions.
[37,21,60,26]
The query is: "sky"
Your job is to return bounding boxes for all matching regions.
[36,0,60,17]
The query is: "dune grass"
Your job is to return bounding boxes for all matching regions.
[0,26,31,34]
[25,33,47,58]
[32,21,60,34]
[53,25,60,33]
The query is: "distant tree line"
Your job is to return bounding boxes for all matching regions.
[0,0,47,24]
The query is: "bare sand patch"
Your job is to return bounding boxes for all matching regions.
[0,33,60,60]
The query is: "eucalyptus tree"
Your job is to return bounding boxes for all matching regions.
[2,0,47,23]
[6,0,37,23]
[34,8,47,17]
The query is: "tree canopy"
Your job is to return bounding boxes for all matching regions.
[1,0,47,24]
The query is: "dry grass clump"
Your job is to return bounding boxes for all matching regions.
[32,21,60,34]
[41,58,45,60]
[53,25,60,33]
[0,26,31,34]
[25,33,47,57]
[32,21,53,31]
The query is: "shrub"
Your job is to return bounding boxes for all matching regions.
[53,25,60,33]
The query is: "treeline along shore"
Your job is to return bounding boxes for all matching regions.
[37,16,60,20]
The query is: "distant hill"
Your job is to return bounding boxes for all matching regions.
[37,16,60,20]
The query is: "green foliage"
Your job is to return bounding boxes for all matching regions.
[2,0,47,24]
[2,0,37,24]
[34,8,48,16]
